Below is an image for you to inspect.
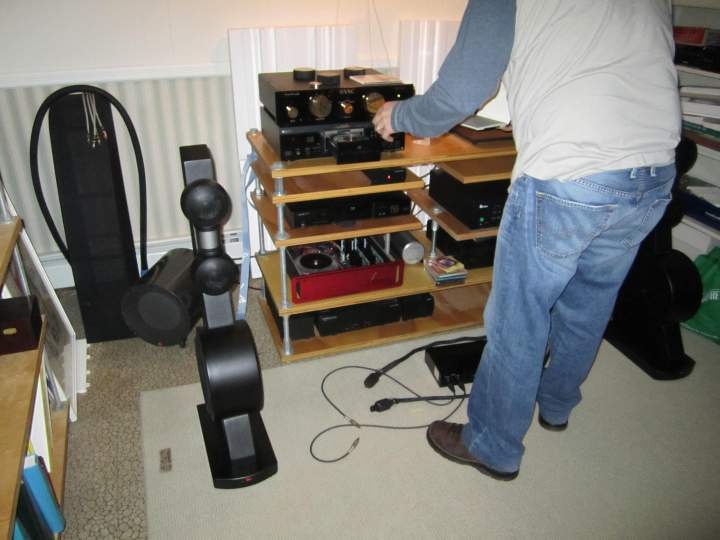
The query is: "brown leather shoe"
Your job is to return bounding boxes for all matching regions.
[426,421,519,481]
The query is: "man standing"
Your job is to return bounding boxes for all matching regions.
[373,0,680,480]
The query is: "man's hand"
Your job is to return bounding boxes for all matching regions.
[372,101,398,142]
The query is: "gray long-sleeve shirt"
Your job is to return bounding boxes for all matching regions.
[391,0,516,137]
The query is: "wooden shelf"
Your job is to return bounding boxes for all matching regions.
[408,190,499,241]
[0,219,22,284]
[438,155,515,184]
[0,321,49,540]
[252,191,423,247]
[259,284,490,362]
[247,130,516,178]
[257,248,492,316]
[252,159,425,204]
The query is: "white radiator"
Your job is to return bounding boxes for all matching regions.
[0,77,240,259]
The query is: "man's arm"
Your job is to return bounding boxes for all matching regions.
[376,0,515,140]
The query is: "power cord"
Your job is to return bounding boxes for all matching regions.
[309,364,467,464]
[363,335,486,389]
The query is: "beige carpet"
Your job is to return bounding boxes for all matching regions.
[141,330,720,540]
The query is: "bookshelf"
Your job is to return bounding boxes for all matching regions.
[0,218,69,540]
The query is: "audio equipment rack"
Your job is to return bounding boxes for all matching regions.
[246,129,516,361]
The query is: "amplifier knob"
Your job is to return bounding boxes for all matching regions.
[363,92,385,116]
[308,94,332,120]
[339,100,354,115]
[285,105,299,120]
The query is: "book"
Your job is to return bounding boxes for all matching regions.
[22,454,65,534]
[29,355,53,472]
[683,117,720,140]
[424,255,468,284]
[681,87,720,119]
[349,73,403,85]
[15,481,53,540]
[13,519,29,540]
[674,26,720,47]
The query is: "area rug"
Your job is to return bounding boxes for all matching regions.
[141,330,720,539]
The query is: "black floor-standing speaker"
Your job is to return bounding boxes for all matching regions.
[46,93,138,342]
[604,138,703,380]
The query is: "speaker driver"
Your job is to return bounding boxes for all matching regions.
[121,248,201,346]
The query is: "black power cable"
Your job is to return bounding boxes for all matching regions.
[363,335,486,389]
[309,364,467,464]
[29,85,148,272]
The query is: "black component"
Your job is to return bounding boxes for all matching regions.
[181,144,277,489]
[398,293,434,320]
[364,167,406,184]
[283,192,412,228]
[675,44,720,73]
[429,169,509,229]
[258,69,414,126]
[425,338,486,388]
[121,248,200,347]
[259,107,404,162]
[328,133,381,164]
[0,296,42,354]
[33,89,145,343]
[264,287,316,340]
[426,221,497,269]
[604,138,703,380]
[316,298,402,336]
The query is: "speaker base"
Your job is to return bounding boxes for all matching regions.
[605,321,695,381]
[197,406,278,489]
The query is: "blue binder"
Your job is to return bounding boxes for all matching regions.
[21,454,65,534]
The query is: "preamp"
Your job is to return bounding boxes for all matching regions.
[259,68,415,127]
[258,68,414,162]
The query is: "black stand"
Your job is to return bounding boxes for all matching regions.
[197,407,277,488]
[181,144,277,488]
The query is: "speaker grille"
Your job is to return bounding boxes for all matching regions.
[122,285,190,346]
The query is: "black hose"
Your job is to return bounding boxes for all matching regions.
[29,84,148,272]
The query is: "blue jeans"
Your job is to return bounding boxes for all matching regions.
[461,164,675,473]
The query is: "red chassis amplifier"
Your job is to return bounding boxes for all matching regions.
[284,237,404,303]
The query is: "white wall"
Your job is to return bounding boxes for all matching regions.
[0,0,466,86]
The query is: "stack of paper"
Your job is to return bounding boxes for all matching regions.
[424,255,468,285]
[681,86,720,120]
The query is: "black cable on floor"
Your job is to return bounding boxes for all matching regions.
[309,364,466,464]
